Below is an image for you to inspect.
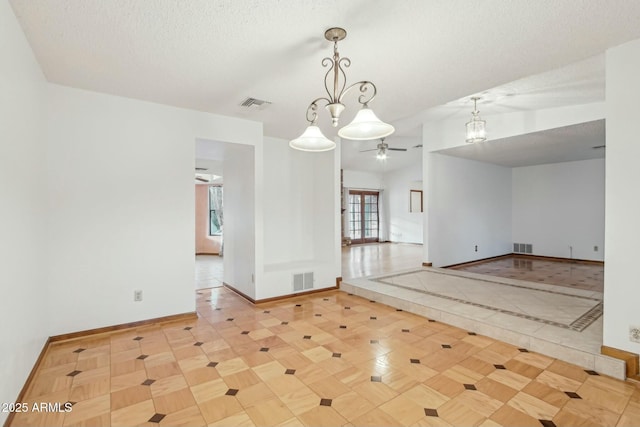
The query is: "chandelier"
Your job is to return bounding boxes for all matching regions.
[465,97,487,143]
[290,27,395,152]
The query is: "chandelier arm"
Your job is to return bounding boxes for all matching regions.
[305,97,332,124]
[321,57,337,102]
[333,57,351,101]
[338,80,377,106]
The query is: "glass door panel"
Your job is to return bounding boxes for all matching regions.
[348,190,379,244]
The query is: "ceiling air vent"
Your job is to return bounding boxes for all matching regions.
[240,97,272,109]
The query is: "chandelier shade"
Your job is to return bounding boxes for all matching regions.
[465,97,487,143]
[289,125,336,152]
[290,27,394,151]
[338,107,395,140]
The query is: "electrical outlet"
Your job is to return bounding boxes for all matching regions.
[474,245,478,252]
[630,326,640,343]
[134,290,143,302]
[594,245,599,252]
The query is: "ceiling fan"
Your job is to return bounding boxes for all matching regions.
[360,138,407,159]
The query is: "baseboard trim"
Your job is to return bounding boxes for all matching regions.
[601,345,640,379]
[223,283,340,305]
[336,277,342,288]
[3,337,51,427]
[223,283,256,304]
[256,286,339,304]
[49,311,198,343]
[422,262,433,267]
[443,253,604,270]
[513,253,604,265]
[195,252,220,256]
[443,254,513,269]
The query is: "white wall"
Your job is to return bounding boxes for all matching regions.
[383,163,424,244]
[343,169,383,190]
[604,38,640,355]
[0,3,48,423]
[260,137,340,300]
[44,84,263,335]
[427,154,512,267]
[223,144,256,299]
[513,159,605,261]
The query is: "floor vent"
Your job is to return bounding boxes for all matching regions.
[513,243,533,254]
[293,272,314,292]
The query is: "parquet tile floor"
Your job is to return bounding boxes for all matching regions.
[10,287,640,426]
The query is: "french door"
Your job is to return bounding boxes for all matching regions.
[349,190,379,244]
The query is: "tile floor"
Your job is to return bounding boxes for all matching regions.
[195,255,224,289]
[10,287,640,426]
[449,255,604,293]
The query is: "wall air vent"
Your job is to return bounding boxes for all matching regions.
[240,97,272,109]
[513,243,533,254]
[293,272,314,292]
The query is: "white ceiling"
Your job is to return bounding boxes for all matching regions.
[9,1,637,172]
[437,119,605,168]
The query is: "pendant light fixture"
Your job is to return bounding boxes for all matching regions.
[465,97,487,143]
[290,27,394,152]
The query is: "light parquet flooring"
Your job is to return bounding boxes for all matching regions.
[9,287,640,427]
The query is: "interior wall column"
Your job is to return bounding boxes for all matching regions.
[603,37,640,356]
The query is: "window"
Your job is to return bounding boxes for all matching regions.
[209,185,223,236]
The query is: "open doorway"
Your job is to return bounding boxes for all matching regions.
[194,138,256,296]
[195,142,225,290]
[195,182,224,289]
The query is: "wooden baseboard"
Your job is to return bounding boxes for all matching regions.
[50,312,198,343]
[336,277,342,288]
[4,338,51,427]
[223,283,256,304]
[422,262,433,267]
[443,254,513,269]
[601,345,639,379]
[223,282,340,305]
[513,253,604,265]
[195,252,220,256]
[256,286,339,304]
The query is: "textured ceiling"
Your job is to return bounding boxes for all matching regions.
[10,0,640,146]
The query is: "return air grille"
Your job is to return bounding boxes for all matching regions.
[513,243,533,254]
[293,272,314,292]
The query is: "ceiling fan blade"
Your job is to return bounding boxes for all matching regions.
[195,177,209,183]
[387,148,408,151]
[359,148,378,152]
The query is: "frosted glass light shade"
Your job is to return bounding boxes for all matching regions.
[338,107,395,140]
[465,117,486,143]
[290,125,336,151]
